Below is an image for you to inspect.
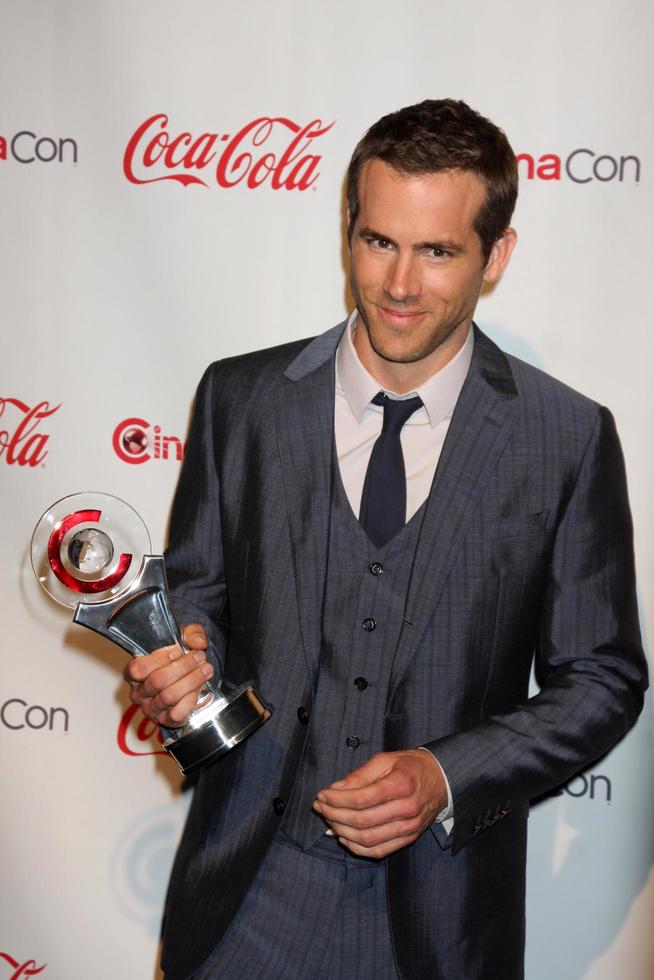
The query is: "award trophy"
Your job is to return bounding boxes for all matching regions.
[31,492,271,773]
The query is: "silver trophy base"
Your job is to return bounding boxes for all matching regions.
[163,682,271,774]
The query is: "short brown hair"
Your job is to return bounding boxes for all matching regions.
[347,99,518,261]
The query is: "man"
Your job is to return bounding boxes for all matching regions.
[125,100,647,979]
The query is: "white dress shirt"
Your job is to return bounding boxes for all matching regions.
[333,310,474,829]
[335,311,474,522]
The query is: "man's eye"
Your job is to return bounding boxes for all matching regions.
[428,247,450,259]
[368,237,393,250]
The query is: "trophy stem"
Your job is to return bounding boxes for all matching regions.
[73,556,185,657]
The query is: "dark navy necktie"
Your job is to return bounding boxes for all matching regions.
[359,391,423,549]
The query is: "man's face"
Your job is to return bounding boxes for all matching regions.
[349,159,515,390]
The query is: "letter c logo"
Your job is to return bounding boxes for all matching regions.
[113,417,150,464]
[47,510,132,594]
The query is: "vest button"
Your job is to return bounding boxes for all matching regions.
[354,676,368,691]
[362,617,376,632]
[272,797,285,815]
[346,735,360,749]
[369,562,384,576]
[297,706,310,725]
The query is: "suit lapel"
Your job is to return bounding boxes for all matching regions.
[274,323,345,687]
[390,328,520,694]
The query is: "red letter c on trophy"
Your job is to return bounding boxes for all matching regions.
[47,510,132,594]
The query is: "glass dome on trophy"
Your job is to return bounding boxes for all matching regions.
[31,492,271,773]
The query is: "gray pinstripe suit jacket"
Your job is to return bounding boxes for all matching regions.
[160,322,646,980]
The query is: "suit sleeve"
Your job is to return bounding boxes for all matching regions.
[425,405,648,855]
[164,364,229,677]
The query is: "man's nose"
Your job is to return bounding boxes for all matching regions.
[384,254,421,304]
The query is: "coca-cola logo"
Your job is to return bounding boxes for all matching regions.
[0,398,61,468]
[117,703,166,757]
[112,416,186,465]
[517,148,641,183]
[123,113,334,190]
[0,953,46,979]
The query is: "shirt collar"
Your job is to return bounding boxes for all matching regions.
[336,310,474,428]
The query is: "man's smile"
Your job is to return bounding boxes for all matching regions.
[377,305,426,326]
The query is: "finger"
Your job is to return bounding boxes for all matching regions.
[125,644,184,683]
[338,831,417,860]
[158,686,212,727]
[318,766,413,812]
[145,661,213,716]
[134,651,211,701]
[329,815,422,849]
[313,791,422,833]
[327,752,397,791]
[182,623,208,650]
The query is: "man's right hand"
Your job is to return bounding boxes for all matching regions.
[123,624,213,728]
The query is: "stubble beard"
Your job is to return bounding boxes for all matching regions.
[350,277,426,366]
[353,289,468,367]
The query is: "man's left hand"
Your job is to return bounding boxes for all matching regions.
[313,749,448,859]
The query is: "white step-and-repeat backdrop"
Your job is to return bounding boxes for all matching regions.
[2,1,652,978]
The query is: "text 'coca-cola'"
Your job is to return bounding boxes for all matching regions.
[124,113,334,190]
[0,398,61,468]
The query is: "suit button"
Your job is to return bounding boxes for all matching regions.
[354,676,368,690]
[272,797,285,815]
[297,706,310,725]
[368,562,384,576]
[362,618,376,632]
[346,735,360,749]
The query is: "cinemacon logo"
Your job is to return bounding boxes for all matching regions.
[560,772,612,802]
[517,148,640,183]
[0,130,77,165]
[1,699,69,732]
[112,417,186,465]
[123,112,334,189]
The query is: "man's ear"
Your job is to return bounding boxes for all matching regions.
[483,228,517,285]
